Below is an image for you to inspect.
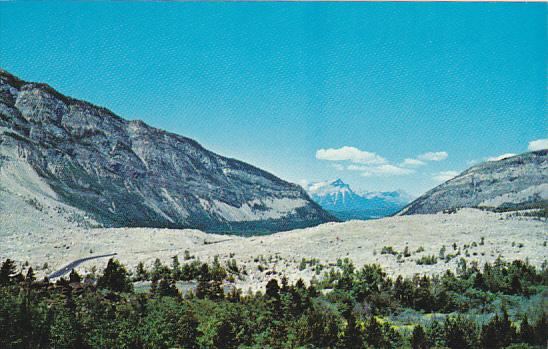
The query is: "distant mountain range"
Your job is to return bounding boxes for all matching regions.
[399,150,548,215]
[0,70,334,234]
[305,179,413,220]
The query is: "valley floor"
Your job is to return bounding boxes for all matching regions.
[1,208,546,291]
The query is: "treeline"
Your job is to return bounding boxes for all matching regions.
[0,257,546,348]
[320,257,548,314]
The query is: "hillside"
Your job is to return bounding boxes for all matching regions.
[2,208,546,292]
[399,150,548,215]
[0,70,334,233]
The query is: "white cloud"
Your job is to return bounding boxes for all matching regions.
[347,164,368,171]
[528,138,548,151]
[315,146,386,165]
[349,164,414,177]
[373,165,415,176]
[401,158,426,167]
[486,153,516,162]
[297,179,309,189]
[331,163,345,171]
[418,151,448,161]
[433,170,459,182]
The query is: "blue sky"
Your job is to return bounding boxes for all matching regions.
[1,2,546,195]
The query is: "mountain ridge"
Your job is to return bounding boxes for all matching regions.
[0,69,334,234]
[306,178,412,220]
[399,150,548,215]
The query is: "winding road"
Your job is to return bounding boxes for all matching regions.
[48,253,117,279]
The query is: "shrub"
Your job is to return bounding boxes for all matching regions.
[416,255,437,265]
[381,246,398,255]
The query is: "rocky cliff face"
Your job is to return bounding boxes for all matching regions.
[399,150,548,215]
[0,70,334,233]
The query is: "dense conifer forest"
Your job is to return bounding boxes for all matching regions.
[0,256,546,348]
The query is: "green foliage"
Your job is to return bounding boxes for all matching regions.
[134,261,148,281]
[49,306,82,349]
[0,257,546,348]
[141,298,200,348]
[411,324,428,349]
[381,246,398,255]
[480,308,517,349]
[439,245,447,260]
[443,315,479,349]
[0,259,17,285]
[97,258,132,293]
[69,269,81,283]
[25,267,36,283]
[417,255,438,265]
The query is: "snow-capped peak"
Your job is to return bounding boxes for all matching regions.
[307,179,351,195]
[306,179,414,220]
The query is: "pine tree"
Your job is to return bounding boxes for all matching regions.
[25,267,36,284]
[158,278,179,297]
[411,324,428,349]
[97,259,132,292]
[151,258,165,280]
[69,269,82,283]
[337,298,363,349]
[444,315,478,349]
[135,261,148,281]
[0,259,17,285]
[364,316,384,348]
[150,275,158,296]
[481,307,517,348]
[265,278,283,322]
[195,264,210,299]
[49,304,83,349]
[176,307,200,349]
[532,313,547,345]
[519,314,535,344]
[171,255,182,280]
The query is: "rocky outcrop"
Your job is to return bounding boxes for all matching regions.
[0,70,334,233]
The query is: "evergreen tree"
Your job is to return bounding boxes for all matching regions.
[481,308,516,349]
[69,269,81,283]
[295,303,340,348]
[135,261,148,281]
[158,278,179,297]
[176,307,200,349]
[532,313,547,346]
[411,324,429,349]
[151,258,166,280]
[426,321,445,348]
[171,255,182,280]
[49,305,84,349]
[444,315,478,349]
[25,267,36,284]
[0,259,17,285]
[337,298,362,349]
[150,275,159,296]
[265,279,282,318]
[97,259,132,292]
[195,264,210,299]
[363,316,385,348]
[519,314,535,345]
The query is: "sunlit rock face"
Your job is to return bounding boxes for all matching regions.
[399,150,548,215]
[0,70,334,234]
